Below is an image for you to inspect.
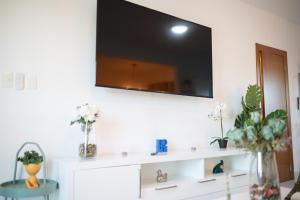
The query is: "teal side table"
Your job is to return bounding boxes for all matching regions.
[0,142,59,200]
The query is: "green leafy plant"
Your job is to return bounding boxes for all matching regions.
[227,85,289,152]
[17,150,43,165]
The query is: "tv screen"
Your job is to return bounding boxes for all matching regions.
[96,0,213,98]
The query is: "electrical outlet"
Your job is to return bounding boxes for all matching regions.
[1,72,14,88]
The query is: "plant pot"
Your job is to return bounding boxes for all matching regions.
[218,139,228,149]
[24,163,41,189]
[249,151,281,200]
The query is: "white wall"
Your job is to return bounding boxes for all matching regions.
[1,0,300,188]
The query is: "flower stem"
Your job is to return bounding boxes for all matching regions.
[84,122,88,157]
[220,109,224,139]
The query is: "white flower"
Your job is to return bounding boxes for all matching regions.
[208,102,227,121]
[208,109,219,121]
[216,102,227,111]
[71,103,100,125]
[87,113,95,122]
[90,106,100,118]
[78,104,89,117]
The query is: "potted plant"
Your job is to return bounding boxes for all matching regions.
[17,150,43,189]
[227,85,289,200]
[71,103,99,158]
[209,102,229,149]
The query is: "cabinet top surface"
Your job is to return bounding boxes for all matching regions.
[55,148,248,169]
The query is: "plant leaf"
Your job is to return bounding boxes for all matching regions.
[227,128,244,142]
[262,125,274,141]
[234,113,245,128]
[245,85,261,109]
[210,138,219,145]
[241,97,250,113]
[265,109,287,121]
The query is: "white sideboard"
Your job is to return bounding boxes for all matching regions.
[54,148,250,200]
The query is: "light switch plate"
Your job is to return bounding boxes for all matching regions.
[26,74,38,90]
[1,72,14,88]
[15,73,25,90]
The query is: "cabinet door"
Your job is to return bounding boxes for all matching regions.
[74,165,140,200]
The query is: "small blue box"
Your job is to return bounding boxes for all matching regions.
[156,139,168,153]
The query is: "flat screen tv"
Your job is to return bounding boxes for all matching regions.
[96,0,213,98]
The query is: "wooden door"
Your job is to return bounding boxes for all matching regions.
[256,43,294,182]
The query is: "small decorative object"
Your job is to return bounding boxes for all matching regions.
[121,152,128,157]
[208,102,229,149]
[71,103,99,158]
[285,173,300,200]
[156,139,168,154]
[191,146,197,152]
[156,169,168,183]
[17,150,43,189]
[213,160,224,174]
[227,85,289,200]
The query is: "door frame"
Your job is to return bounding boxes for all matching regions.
[256,43,294,180]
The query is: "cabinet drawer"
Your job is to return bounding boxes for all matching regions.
[141,173,247,200]
[229,172,249,189]
[190,176,226,196]
[74,165,140,200]
[142,176,226,200]
[142,183,183,200]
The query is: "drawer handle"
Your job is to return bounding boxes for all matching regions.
[198,178,216,183]
[155,185,178,190]
[231,173,247,178]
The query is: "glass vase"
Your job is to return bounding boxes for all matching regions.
[79,123,97,158]
[249,151,281,200]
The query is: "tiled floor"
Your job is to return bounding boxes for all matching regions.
[281,180,295,188]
